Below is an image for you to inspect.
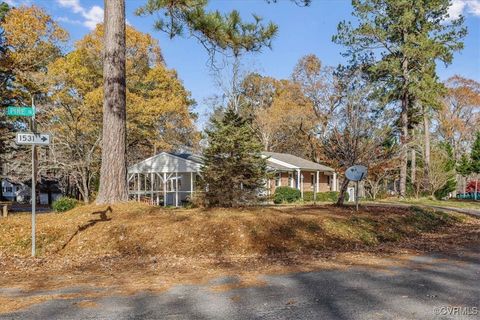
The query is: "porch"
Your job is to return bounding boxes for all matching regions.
[127,152,201,207]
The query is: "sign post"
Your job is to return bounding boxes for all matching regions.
[12,100,51,257]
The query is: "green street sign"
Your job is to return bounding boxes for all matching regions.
[6,106,35,117]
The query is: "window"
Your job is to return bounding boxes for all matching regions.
[311,174,315,190]
[288,172,293,187]
[275,173,281,187]
[6,187,12,193]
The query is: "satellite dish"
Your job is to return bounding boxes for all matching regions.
[345,165,367,181]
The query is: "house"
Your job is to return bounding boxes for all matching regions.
[1,179,20,202]
[0,178,63,205]
[263,152,337,196]
[127,151,337,207]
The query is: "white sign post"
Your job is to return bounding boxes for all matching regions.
[14,119,51,256]
[345,165,367,211]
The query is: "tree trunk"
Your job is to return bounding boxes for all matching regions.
[399,99,408,198]
[96,0,128,204]
[336,178,350,206]
[399,51,409,199]
[423,109,430,167]
[81,173,90,203]
[411,147,416,185]
[423,104,430,181]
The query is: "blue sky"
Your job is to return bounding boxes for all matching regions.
[7,0,480,125]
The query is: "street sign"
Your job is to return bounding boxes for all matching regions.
[15,133,51,146]
[6,106,35,117]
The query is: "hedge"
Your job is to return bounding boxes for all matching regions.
[274,187,301,204]
[302,191,348,202]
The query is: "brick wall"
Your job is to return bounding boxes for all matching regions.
[268,170,332,194]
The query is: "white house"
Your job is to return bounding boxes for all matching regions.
[128,151,337,207]
[1,178,63,205]
[1,179,20,201]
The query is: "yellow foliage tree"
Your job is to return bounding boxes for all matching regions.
[1,5,68,99]
[46,24,198,202]
[241,74,316,159]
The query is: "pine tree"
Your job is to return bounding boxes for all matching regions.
[201,109,267,207]
[471,132,480,200]
[96,0,128,204]
[434,142,456,199]
[457,153,472,194]
[97,0,281,204]
[333,0,466,198]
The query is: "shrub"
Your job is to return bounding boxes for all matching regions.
[52,197,78,212]
[274,187,301,204]
[302,191,347,202]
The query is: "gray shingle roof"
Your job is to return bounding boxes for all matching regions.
[171,152,203,164]
[262,152,334,172]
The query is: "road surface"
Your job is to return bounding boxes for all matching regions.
[1,245,479,320]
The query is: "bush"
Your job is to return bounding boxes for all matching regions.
[52,197,78,212]
[434,178,457,200]
[274,187,301,204]
[303,191,347,202]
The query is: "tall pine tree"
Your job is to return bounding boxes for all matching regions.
[201,109,267,207]
[333,0,466,198]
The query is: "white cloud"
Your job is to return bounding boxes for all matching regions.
[468,0,480,15]
[57,0,83,13]
[447,0,480,21]
[57,16,82,25]
[82,5,103,30]
[56,0,103,30]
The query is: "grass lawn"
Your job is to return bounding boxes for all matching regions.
[0,203,479,312]
[375,197,480,210]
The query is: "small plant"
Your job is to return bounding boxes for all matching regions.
[52,197,78,212]
[274,187,301,204]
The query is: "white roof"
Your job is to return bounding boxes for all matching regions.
[128,152,201,174]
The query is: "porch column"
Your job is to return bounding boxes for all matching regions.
[190,172,194,196]
[300,174,304,199]
[333,172,337,192]
[137,173,140,202]
[296,169,301,190]
[163,172,167,207]
[150,172,154,204]
[316,171,320,193]
[175,171,179,207]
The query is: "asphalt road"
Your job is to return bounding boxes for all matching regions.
[1,245,479,320]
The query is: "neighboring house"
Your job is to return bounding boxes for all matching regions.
[0,178,63,205]
[1,179,21,202]
[127,151,337,207]
[263,152,337,196]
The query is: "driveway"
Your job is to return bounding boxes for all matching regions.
[1,245,479,320]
